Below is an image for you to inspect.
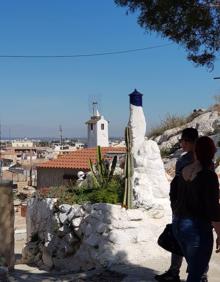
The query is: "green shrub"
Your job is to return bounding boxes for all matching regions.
[88,176,124,204]
[37,186,76,205]
[37,175,124,205]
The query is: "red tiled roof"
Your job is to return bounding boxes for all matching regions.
[37,147,126,170]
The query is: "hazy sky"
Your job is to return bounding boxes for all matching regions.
[0,1,220,138]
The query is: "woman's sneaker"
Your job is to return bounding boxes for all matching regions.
[154,270,181,281]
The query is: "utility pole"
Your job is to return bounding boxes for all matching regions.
[59,125,63,146]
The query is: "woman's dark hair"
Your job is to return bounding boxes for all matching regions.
[181,128,198,143]
[195,136,216,168]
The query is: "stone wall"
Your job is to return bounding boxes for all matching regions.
[0,181,14,270]
[23,197,171,272]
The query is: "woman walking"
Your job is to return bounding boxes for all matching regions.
[171,136,220,282]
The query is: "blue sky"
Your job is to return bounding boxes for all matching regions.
[0,0,220,138]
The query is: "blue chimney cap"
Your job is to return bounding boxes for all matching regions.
[129,89,143,106]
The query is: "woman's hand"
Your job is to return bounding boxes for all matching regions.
[212,221,220,252]
[216,236,220,253]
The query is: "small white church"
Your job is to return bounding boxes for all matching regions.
[85,103,109,148]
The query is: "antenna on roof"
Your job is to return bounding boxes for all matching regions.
[88,94,103,116]
[92,101,98,116]
[59,125,63,146]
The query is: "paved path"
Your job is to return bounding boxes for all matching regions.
[8,251,220,282]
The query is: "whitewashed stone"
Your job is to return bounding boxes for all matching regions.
[58,213,68,224]
[108,230,130,245]
[59,204,72,214]
[64,233,77,245]
[129,103,146,155]
[126,209,144,221]
[57,226,66,237]
[26,197,57,242]
[96,223,107,234]
[24,200,171,272]
[42,247,53,269]
[90,209,104,221]
[93,203,114,211]
[85,223,92,237]
[72,217,82,228]
[74,207,85,218]
[66,208,75,221]
[82,203,92,213]
[85,234,100,247]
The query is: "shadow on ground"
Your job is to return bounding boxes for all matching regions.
[9,262,158,282]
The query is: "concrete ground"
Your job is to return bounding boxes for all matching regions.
[10,212,220,282]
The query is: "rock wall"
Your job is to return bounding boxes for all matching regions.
[23,198,171,272]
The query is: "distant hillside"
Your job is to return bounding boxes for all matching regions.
[149,105,220,156]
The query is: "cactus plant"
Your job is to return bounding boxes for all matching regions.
[89,146,117,188]
[123,126,134,209]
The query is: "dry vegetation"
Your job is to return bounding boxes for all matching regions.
[148,113,188,138]
[148,95,220,139]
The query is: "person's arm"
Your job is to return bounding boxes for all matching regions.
[204,172,220,253]
[211,222,220,253]
[169,175,179,211]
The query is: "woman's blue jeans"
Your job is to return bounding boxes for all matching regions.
[172,216,213,282]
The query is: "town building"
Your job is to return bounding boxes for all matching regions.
[37,147,125,189]
[12,140,34,148]
[36,103,125,189]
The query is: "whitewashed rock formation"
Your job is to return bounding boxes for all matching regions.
[23,198,171,271]
[128,90,169,210]
[154,110,220,150]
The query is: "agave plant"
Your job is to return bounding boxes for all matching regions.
[89,146,117,189]
[123,126,134,209]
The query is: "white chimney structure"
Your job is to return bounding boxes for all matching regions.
[86,104,109,148]
[128,89,146,154]
[128,89,170,212]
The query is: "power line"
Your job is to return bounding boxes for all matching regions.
[0,43,172,59]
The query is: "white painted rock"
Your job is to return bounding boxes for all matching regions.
[128,90,170,211]
[24,200,172,272]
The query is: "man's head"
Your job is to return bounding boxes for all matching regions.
[179,128,198,152]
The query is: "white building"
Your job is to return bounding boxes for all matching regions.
[12,139,34,148]
[86,109,109,148]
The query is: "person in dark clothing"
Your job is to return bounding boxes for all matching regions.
[155,128,199,282]
[171,136,220,282]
